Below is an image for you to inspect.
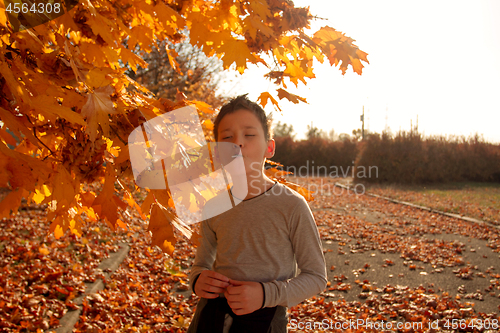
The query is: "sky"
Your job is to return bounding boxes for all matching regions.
[222,0,500,143]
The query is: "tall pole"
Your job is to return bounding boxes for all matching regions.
[361,106,365,140]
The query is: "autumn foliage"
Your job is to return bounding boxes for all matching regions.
[0,0,368,249]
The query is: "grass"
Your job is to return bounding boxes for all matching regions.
[366,182,500,224]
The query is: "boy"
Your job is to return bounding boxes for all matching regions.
[188,95,327,333]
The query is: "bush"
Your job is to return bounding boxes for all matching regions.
[355,131,500,184]
[272,136,358,177]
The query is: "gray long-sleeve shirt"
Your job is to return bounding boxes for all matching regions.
[189,182,327,308]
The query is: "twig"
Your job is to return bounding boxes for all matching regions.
[25,115,55,158]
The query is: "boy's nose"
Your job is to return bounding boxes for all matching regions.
[233,138,243,148]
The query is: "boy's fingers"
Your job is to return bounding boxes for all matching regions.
[200,290,220,299]
[228,279,244,286]
[225,284,243,295]
[207,282,229,292]
[208,277,230,288]
[205,270,230,282]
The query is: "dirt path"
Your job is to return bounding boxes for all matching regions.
[299,178,500,316]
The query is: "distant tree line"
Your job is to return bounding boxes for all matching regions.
[271,122,500,184]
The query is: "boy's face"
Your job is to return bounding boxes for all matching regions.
[217,108,275,178]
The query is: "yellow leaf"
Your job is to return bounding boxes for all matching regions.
[0,106,40,147]
[0,9,7,28]
[190,231,201,247]
[281,181,315,202]
[87,13,118,47]
[117,218,128,230]
[32,95,87,126]
[203,119,214,131]
[276,88,307,104]
[190,100,215,114]
[122,191,145,219]
[84,68,114,89]
[141,190,155,215]
[54,225,64,239]
[0,152,12,187]
[0,61,29,104]
[39,246,50,255]
[70,218,83,237]
[120,47,148,73]
[51,165,76,210]
[249,0,271,18]
[0,127,18,147]
[92,167,121,230]
[152,190,173,209]
[149,203,176,255]
[218,38,254,73]
[31,189,45,204]
[31,184,52,204]
[265,167,292,179]
[0,188,26,219]
[257,92,282,112]
[81,86,116,142]
[313,26,368,75]
[154,1,185,28]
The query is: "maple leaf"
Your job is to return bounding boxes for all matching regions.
[31,95,86,126]
[81,85,117,143]
[265,166,292,179]
[0,0,369,254]
[218,38,255,73]
[276,88,307,104]
[0,188,27,219]
[280,180,315,202]
[190,231,201,247]
[313,26,369,75]
[257,92,282,112]
[50,164,77,211]
[149,203,176,255]
[0,8,7,28]
[92,167,126,230]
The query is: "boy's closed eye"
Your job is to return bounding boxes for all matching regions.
[222,135,255,139]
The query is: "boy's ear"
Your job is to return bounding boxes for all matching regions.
[265,139,275,158]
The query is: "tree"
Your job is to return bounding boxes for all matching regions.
[352,128,363,141]
[0,0,368,253]
[273,121,295,139]
[326,129,336,142]
[306,124,324,140]
[129,39,228,109]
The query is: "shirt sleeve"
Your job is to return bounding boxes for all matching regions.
[189,218,217,293]
[261,197,327,307]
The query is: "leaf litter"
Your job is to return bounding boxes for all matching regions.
[1,176,500,332]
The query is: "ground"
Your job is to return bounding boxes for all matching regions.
[1,177,499,332]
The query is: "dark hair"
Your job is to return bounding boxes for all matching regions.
[213,94,273,142]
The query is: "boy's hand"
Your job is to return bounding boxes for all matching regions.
[194,270,230,299]
[224,279,264,315]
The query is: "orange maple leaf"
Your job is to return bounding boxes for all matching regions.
[276,88,307,104]
[92,167,126,230]
[313,26,369,75]
[149,203,176,255]
[81,85,117,143]
[257,92,282,112]
[218,38,255,73]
